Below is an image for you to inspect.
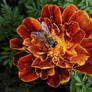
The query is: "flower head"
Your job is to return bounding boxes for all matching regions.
[10,4,92,88]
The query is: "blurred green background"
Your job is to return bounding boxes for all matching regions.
[0,0,92,92]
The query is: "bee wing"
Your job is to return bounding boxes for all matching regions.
[42,21,50,34]
[31,32,46,40]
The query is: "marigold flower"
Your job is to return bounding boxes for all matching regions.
[10,4,92,88]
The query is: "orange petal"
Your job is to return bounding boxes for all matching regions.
[17,25,30,38]
[13,51,28,65]
[74,57,92,74]
[70,45,89,65]
[19,68,38,82]
[28,44,47,61]
[10,38,22,49]
[47,67,70,88]
[69,10,92,37]
[62,4,78,23]
[23,17,42,32]
[17,54,35,72]
[23,38,32,46]
[41,4,62,24]
[32,58,55,69]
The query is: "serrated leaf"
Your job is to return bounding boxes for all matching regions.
[70,80,76,92]
[73,75,82,83]
[82,86,87,92]
[86,88,92,92]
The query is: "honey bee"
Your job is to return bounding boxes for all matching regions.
[31,21,58,48]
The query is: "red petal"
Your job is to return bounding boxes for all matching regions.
[54,5,62,24]
[65,22,85,43]
[13,51,28,65]
[47,67,70,88]
[74,57,92,74]
[62,4,78,23]
[19,68,38,82]
[17,25,30,38]
[10,38,22,49]
[35,68,41,76]
[23,17,42,32]
[41,4,62,25]
[40,68,55,80]
[40,69,49,80]
[59,6,64,14]
[41,4,49,18]
[69,10,92,37]
[81,38,92,49]
[70,45,89,65]
[81,38,92,55]
[28,44,47,61]
[39,17,52,32]
[32,58,55,69]
[17,54,35,72]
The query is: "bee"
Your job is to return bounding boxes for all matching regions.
[31,21,58,48]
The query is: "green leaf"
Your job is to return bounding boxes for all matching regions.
[70,80,76,92]
[82,86,87,92]
[86,88,92,92]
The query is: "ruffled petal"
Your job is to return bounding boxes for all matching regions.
[18,68,38,82]
[56,59,73,68]
[41,4,49,18]
[23,17,42,32]
[70,45,89,65]
[65,22,85,43]
[81,38,92,49]
[59,6,64,14]
[28,44,47,61]
[39,17,52,32]
[41,68,55,80]
[41,4,62,25]
[17,25,30,38]
[17,54,38,82]
[32,58,55,69]
[74,57,92,74]
[81,38,92,55]
[62,4,78,23]
[17,54,35,72]
[35,68,55,80]
[40,69,48,80]
[23,38,32,46]
[47,67,70,88]
[69,10,92,37]
[13,51,28,65]
[10,38,22,49]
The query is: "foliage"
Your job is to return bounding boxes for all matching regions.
[70,71,92,92]
[0,0,24,67]
[0,0,92,92]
